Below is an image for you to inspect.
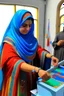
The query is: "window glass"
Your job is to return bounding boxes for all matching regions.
[60,2,64,31]
[60,8,64,16]
[0,5,14,45]
[60,24,63,32]
[60,16,64,24]
[60,3,64,8]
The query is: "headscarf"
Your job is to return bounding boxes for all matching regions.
[1,9,38,63]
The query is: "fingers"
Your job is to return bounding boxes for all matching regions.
[52,57,59,66]
[41,72,51,81]
[53,60,58,66]
[38,70,51,82]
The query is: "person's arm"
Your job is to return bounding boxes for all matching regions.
[57,40,64,46]
[21,62,51,81]
[52,34,64,49]
[21,62,39,72]
[37,45,58,67]
[45,53,59,66]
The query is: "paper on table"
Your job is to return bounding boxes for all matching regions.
[30,89,38,95]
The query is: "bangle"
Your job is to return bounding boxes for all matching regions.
[38,68,41,74]
[32,68,36,73]
[51,55,54,58]
[32,67,37,73]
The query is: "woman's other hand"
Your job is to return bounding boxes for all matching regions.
[51,56,59,66]
[46,53,59,67]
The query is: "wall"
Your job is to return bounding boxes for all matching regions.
[0,0,46,47]
[45,0,61,54]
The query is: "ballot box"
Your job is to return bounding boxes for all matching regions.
[31,78,64,96]
[31,60,64,96]
[37,78,64,96]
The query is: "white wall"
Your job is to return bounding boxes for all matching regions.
[0,0,46,47]
[45,0,61,54]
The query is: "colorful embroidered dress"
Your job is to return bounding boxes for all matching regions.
[0,9,51,96]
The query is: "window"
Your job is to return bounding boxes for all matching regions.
[0,4,14,45]
[60,3,64,31]
[56,0,64,33]
[0,4,38,45]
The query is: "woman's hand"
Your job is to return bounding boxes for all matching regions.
[38,69,51,81]
[51,56,59,66]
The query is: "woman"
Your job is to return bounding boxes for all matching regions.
[0,9,58,96]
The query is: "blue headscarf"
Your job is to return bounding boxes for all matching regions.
[1,9,38,63]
